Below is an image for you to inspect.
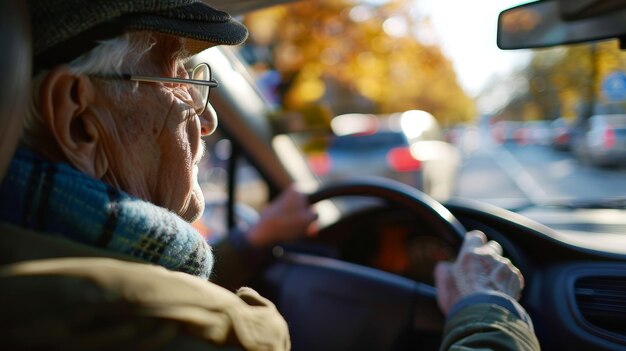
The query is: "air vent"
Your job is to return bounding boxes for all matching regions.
[575,276,626,336]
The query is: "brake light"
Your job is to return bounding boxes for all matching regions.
[308,153,331,176]
[386,147,421,172]
[556,128,569,144]
[604,126,616,149]
[514,128,528,145]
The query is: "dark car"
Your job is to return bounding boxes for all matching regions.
[307,111,460,200]
[312,129,425,188]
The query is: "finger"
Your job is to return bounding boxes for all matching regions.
[488,261,523,299]
[459,230,487,255]
[489,261,511,282]
[486,240,503,255]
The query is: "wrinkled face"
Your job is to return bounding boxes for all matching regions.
[97,34,216,222]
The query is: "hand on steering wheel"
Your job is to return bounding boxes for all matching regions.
[434,230,524,314]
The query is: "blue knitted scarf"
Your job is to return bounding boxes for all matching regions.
[0,147,213,279]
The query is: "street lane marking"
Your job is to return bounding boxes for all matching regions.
[489,147,549,203]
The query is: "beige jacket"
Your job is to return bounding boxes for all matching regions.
[0,222,290,351]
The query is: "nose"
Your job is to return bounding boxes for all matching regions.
[200,103,218,136]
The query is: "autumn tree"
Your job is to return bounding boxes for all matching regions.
[243,0,475,127]
[497,40,626,123]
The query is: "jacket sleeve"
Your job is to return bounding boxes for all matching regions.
[439,293,540,351]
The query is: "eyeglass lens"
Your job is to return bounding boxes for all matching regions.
[191,63,211,115]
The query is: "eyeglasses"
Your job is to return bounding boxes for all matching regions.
[94,63,218,115]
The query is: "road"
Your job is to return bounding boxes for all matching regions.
[453,142,626,205]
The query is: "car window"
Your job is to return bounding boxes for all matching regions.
[195,128,269,243]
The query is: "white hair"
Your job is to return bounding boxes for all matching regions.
[24,31,157,135]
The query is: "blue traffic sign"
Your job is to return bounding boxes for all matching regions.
[602,71,626,101]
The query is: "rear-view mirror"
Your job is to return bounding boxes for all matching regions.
[497,0,626,50]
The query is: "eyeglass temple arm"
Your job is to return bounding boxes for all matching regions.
[129,74,219,87]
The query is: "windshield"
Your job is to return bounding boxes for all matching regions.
[231,0,626,210]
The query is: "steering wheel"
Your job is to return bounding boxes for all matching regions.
[308,177,466,249]
[255,177,466,351]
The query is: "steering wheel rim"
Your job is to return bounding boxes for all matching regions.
[307,176,466,250]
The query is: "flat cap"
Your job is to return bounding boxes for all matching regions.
[28,0,249,71]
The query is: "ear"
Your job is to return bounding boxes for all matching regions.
[39,66,107,178]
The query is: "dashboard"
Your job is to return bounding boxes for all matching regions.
[306,197,626,351]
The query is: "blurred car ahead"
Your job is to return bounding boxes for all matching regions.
[574,114,626,167]
[491,120,552,146]
[308,113,422,189]
[519,120,552,146]
[308,111,460,200]
[490,120,525,145]
[550,117,574,151]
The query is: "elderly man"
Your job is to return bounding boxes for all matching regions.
[0,2,292,349]
[0,0,539,350]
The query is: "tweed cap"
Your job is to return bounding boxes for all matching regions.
[29,0,249,72]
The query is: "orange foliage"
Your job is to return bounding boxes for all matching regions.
[244,0,476,126]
